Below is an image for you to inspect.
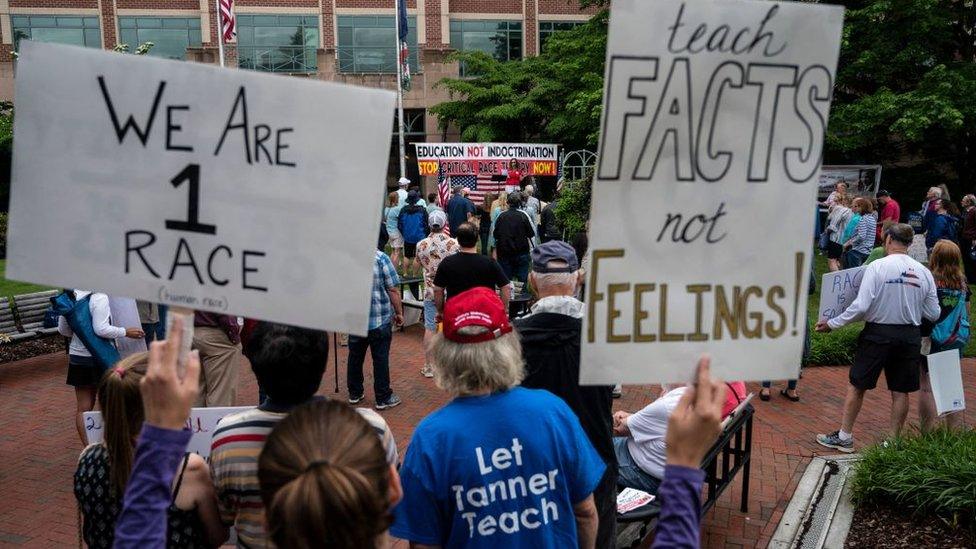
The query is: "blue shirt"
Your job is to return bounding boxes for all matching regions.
[391,387,605,548]
[386,206,402,235]
[369,251,400,330]
[447,195,476,234]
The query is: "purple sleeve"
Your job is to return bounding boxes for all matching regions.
[651,465,705,549]
[114,425,191,549]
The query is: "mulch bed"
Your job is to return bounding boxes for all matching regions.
[846,502,974,548]
[0,335,66,364]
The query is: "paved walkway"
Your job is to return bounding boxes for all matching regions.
[1,326,974,548]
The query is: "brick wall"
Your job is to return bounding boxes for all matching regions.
[336,0,417,7]
[537,0,597,16]
[448,0,521,14]
[116,0,198,8]
[100,0,116,48]
[9,0,96,7]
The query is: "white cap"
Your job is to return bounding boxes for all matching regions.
[398,177,411,187]
[429,210,448,229]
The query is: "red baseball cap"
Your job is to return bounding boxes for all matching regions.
[442,287,512,344]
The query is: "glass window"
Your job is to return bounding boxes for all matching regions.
[237,14,320,73]
[11,15,101,50]
[336,15,418,74]
[538,21,585,54]
[449,19,522,75]
[117,17,202,60]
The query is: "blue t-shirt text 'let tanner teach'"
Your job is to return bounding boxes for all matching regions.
[390,387,606,548]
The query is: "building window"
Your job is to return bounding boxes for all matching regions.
[538,21,585,54]
[449,20,522,74]
[118,17,202,60]
[337,15,419,74]
[11,15,101,50]
[237,15,319,73]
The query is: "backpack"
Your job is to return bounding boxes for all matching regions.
[398,205,428,245]
[50,291,121,371]
[931,288,970,351]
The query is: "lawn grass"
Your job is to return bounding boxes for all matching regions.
[0,259,53,297]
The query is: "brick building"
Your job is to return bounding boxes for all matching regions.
[0,0,597,183]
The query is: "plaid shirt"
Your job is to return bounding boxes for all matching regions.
[369,251,400,330]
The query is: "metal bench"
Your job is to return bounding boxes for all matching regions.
[616,394,755,548]
[1,290,60,342]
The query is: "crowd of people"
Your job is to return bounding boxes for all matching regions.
[52,176,973,548]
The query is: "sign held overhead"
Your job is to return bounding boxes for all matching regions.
[7,41,395,335]
[582,0,844,384]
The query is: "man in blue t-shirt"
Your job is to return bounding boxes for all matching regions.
[391,287,604,548]
[446,185,476,236]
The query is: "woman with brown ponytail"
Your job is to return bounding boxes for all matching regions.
[258,399,402,549]
[73,352,228,549]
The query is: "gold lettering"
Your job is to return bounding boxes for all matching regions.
[740,285,764,339]
[633,283,657,342]
[659,283,685,342]
[607,283,631,343]
[765,285,787,337]
[587,249,625,343]
[713,285,741,340]
[586,249,624,343]
[686,284,712,342]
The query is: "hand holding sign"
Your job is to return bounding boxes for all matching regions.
[141,316,200,431]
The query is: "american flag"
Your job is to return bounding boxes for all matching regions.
[218,0,236,44]
[450,174,505,204]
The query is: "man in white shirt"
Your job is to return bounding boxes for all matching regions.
[611,385,687,494]
[815,223,940,452]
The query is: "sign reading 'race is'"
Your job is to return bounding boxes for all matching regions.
[582,0,844,383]
[7,41,395,335]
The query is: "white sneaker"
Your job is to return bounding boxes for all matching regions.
[421,364,434,378]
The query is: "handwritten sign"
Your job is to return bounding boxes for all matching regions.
[84,406,251,458]
[817,266,866,322]
[7,41,395,335]
[414,143,559,177]
[581,0,844,383]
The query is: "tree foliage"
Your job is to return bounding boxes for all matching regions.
[429,11,607,151]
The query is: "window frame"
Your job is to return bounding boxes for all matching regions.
[336,15,420,75]
[236,14,321,74]
[117,16,202,60]
[449,19,523,75]
[538,20,586,54]
[11,15,101,51]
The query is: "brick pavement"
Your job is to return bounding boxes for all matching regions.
[1,325,974,548]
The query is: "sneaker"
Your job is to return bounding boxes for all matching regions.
[348,394,364,405]
[816,431,854,453]
[376,394,402,410]
[612,384,623,399]
[421,364,434,378]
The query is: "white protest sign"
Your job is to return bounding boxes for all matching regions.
[7,41,395,335]
[582,0,844,383]
[84,406,251,458]
[817,266,866,322]
[108,296,147,358]
[927,350,966,416]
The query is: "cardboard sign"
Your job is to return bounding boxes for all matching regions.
[927,350,966,416]
[108,296,148,358]
[7,42,395,335]
[817,266,866,322]
[414,143,559,176]
[84,406,251,458]
[582,0,844,383]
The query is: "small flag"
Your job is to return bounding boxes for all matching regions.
[218,0,236,44]
[437,163,451,236]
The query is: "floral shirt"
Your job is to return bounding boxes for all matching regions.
[417,233,459,300]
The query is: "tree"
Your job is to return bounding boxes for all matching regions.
[826,0,975,197]
[429,10,607,151]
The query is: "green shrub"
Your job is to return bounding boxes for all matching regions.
[553,177,591,237]
[850,429,976,531]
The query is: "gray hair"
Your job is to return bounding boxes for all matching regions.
[431,331,524,396]
[884,223,914,246]
[524,185,534,196]
[531,271,578,292]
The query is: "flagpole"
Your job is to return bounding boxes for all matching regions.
[394,0,407,180]
[215,0,226,68]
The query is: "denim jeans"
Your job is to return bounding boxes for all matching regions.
[843,249,867,268]
[498,253,531,287]
[347,322,393,402]
[613,437,661,495]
